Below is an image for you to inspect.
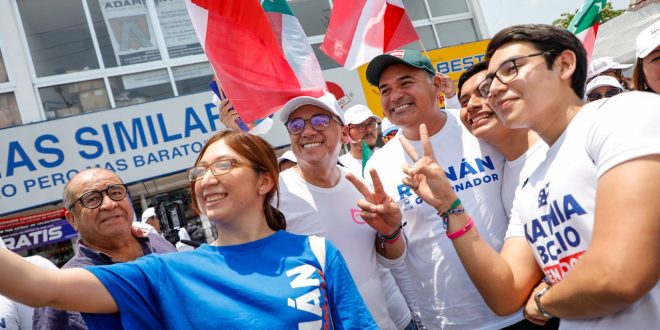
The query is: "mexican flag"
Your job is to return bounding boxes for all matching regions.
[321,0,419,70]
[262,0,325,91]
[185,0,324,123]
[567,0,607,62]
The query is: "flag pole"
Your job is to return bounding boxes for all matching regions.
[418,39,432,64]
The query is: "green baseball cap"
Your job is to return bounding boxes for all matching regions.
[366,49,436,86]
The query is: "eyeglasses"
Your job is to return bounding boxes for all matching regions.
[68,184,128,210]
[285,114,342,135]
[586,88,622,102]
[477,52,547,98]
[349,120,378,133]
[187,159,253,181]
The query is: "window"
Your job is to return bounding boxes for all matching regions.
[401,26,438,51]
[312,43,339,70]
[87,0,162,68]
[435,19,478,48]
[0,93,21,129]
[428,0,469,18]
[288,0,331,37]
[17,0,100,77]
[109,69,174,107]
[172,62,214,96]
[0,50,7,83]
[40,79,110,119]
[403,0,429,20]
[154,0,204,59]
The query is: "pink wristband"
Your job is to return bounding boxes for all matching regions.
[446,217,474,240]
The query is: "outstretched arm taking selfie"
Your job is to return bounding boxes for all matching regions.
[0,248,117,313]
[399,124,543,316]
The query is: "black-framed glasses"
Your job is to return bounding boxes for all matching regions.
[586,88,622,102]
[349,120,378,133]
[478,52,547,98]
[68,184,128,210]
[285,114,342,135]
[187,159,253,182]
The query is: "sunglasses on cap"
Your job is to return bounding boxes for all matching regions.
[285,114,342,135]
[586,88,622,102]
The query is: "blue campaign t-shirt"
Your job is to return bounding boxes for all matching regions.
[82,230,376,330]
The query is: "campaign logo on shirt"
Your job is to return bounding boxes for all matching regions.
[395,155,500,209]
[350,209,366,224]
[286,264,330,329]
[525,188,589,283]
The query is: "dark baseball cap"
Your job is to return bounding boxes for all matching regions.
[366,49,436,86]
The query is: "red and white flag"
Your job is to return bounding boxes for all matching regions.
[321,0,419,70]
[185,0,324,123]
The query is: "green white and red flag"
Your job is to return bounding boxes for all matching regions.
[185,0,324,123]
[567,0,607,63]
[321,0,419,70]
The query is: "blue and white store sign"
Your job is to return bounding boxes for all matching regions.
[0,93,291,216]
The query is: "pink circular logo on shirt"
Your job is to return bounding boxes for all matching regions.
[351,209,366,224]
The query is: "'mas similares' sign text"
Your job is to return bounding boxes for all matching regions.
[0,93,291,216]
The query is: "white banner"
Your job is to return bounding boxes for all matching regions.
[0,93,291,216]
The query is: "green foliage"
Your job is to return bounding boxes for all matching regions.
[552,2,626,28]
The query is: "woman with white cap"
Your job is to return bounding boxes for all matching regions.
[633,20,660,93]
[584,75,625,102]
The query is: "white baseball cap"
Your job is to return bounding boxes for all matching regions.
[381,117,399,136]
[587,56,632,79]
[279,92,345,124]
[141,207,156,222]
[277,150,297,164]
[585,76,623,95]
[343,104,380,125]
[636,20,660,59]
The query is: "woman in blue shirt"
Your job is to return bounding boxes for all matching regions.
[0,130,375,330]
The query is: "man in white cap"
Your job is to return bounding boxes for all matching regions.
[584,75,625,102]
[633,20,660,93]
[381,117,399,144]
[587,56,632,89]
[339,104,381,177]
[140,207,193,252]
[219,93,416,329]
[277,150,297,172]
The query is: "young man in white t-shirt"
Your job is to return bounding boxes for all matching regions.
[363,49,521,329]
[456,61,548,219]
[398,24,660,330]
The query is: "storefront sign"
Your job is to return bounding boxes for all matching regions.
[356,40,489,117]
[0,93,292,216]
[0,209,77,252]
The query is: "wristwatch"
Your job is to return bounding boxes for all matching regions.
[534,286,555,319]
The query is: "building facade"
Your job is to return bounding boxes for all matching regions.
[0,0,488,263]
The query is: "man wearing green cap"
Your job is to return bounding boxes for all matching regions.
[360,49,522,329]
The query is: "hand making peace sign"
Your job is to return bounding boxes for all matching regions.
[346,168,402,236]
[399,124,460,215]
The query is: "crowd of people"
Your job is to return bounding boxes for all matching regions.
[0,20,658,330]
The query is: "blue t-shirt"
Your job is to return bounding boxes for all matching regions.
[82,231,376,329]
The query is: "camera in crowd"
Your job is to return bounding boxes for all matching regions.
[152,193,187,245]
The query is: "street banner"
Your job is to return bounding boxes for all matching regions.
[0,209,77,252]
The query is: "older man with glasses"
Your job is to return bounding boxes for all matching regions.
[339,104,381,177]
[33,168,176,330]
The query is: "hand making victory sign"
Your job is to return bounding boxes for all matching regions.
[399,124,458,215]
[346,169,405,258]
